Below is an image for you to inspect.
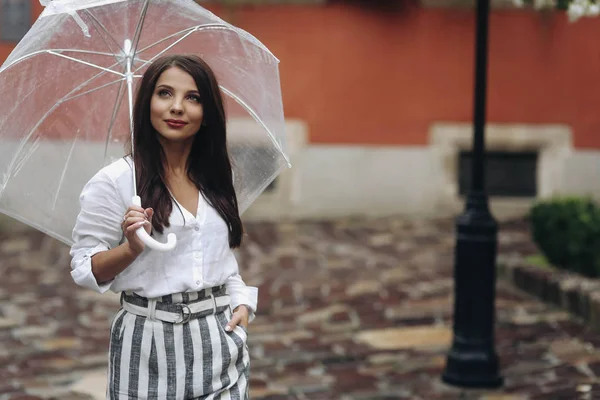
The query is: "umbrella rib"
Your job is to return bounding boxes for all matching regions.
[50,49,119,57]
[133,24,278,75]
[61,76,126,103]
[11,136,41,178]
[51,136,78,212]
[220,86,291,168]
[0,67,120,197]
[133,26,198,74]
[134,24,255,73]
[0,49,121,73]
[1,52,124,108]
[134,24,278,63]
[47,51,124,77]
[130,0,150,57]
[0,206,71,245]
[81,9,124,60]
[135,26,196,55]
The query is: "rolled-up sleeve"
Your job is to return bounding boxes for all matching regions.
[70,170,125,293]
[225,274,258,323]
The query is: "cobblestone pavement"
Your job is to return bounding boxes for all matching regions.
[1,216,600,399]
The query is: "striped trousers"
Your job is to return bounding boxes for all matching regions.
[107,286,250,399]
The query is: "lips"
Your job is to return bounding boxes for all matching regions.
[165,119,187,129]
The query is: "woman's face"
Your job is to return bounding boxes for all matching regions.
[150,66,203,145]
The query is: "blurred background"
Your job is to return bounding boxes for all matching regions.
[2,0,600,221]
[211,0,600,223]
[2,0,600,399]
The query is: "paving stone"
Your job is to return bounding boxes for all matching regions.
[248,386,288,398]
[66,369,105,400]
[0,238,30,254]
[33,337,81,352]
[2,217,600,398]
[354,326,452,351]
[11,325,58,339]
[0,318,19,330]
[296,304,351,326]
[345,280,382,297]
[384,297,451,321]
[550,338,596,363]
[49,393,97,400]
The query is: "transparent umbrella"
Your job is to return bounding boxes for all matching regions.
[0,0,289,250]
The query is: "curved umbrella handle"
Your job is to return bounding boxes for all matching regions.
[131,196,177,252]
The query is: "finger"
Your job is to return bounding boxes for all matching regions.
[126,220,150,234]
[127,205,145,213]
[126,220,150,233]
[127,211,146,219]
[226,314,241,332]
[237,313,249,329]
[124,216,146,226]
[144,208,154,220]
[123,212,145,224]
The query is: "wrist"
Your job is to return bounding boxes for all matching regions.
[124,242,142,258]
[233,304,253,318]
[234,304,251,314]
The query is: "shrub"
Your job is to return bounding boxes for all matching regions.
[529,196,600,278]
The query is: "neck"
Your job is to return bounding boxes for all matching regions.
[160,139,193,178]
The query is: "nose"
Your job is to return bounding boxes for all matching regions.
[170,98,184,115]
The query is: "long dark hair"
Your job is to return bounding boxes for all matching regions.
[126,54,243,248]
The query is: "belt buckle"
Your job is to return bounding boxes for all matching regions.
[175,303,191,324]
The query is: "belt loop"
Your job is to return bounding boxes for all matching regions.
[210,293,217,315]
[148,298,157,321]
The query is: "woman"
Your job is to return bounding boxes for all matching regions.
[70,54,256,399]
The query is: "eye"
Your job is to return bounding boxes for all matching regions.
[187,94,201,103]
[157,89,171,97]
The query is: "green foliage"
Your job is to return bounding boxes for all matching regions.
[524,254,550,268]
[529,196,600,277]
[555,0,574,9]
[521,0,573,10]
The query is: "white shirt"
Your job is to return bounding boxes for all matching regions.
[69,157,257,320]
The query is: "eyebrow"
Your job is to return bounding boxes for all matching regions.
[156,84,200,95]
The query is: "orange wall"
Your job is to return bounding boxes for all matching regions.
[5,2,600,148]
[213,4,600,149]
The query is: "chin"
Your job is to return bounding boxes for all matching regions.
[158,130,196,143]
[160,135,194,143]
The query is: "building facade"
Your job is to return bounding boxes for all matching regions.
[3,0,600,220]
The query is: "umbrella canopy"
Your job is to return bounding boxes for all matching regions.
[0,0,289,246]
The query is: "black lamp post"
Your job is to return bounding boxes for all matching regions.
[441,0,503,389]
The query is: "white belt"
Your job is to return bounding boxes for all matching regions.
[122,294,231,324]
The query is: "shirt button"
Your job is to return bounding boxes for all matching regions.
[194,251,201,259]
[194,226,200,232]
[196,280,201,285]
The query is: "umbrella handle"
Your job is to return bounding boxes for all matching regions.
[131,196,177,252]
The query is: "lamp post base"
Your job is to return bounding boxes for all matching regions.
[442,339,503,388]
[442,193,503,389]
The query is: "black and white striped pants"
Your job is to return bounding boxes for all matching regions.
[107,286,250,399]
